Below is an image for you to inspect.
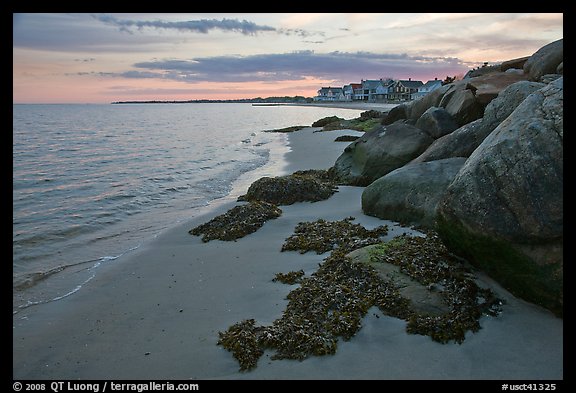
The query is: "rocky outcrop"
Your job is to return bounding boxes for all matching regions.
[413,80,546,163]
[362,158,466,228]
[331,122,434,186]
[382,71,530,128]
[524,38,563,82]
[437,78,563,315]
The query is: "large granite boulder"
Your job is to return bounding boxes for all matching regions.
[415,107,459,139]
[411,119,484,163]
[381,104,408,125]
[362,157,466,228]
[407,84,451,120]
[464,71,531,105]
[442,88,484,127]
[331,122,434,186]
[499,56,530,72]
[524,38,563,82]
[413,80,546,163]
[437,78,563,316]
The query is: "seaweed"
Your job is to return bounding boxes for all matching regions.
[218,227,504,372]
[189,201,282,242]
[238,169,338,206]
[281,217,389,255]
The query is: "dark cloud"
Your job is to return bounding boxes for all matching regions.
[125,51,468,83]
[92,14,298,36]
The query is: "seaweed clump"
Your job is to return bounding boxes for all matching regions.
[281,217,388,254]
[334,135,360,142]
[238,169,338,205]
[218,226,504,372]
[218,250,410,371]
[272,270,305,285]
[189,201,282,242]
[368,232,503,343]
[217,319,263,371]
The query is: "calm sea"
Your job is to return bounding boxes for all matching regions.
[13,103,363,312]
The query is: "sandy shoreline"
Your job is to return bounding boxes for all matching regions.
[285,101,399,112]
[13,128,562,380]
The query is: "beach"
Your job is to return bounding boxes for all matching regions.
[288,101,399,112]
[13,126,563,380]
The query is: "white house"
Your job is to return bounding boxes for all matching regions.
[314,87,345,101]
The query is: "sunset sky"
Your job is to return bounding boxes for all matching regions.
[13,13,563,104]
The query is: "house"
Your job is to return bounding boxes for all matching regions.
[413,78,443,100]
[370,78,395,101]
[388,78,424,101]
[356,80,379,101]
[314,87,344,101]
[343,83,362,101]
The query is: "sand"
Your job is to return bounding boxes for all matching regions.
[13,128,563,380]
[287,101,399,112]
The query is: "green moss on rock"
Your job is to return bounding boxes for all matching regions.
[436,215,562,316]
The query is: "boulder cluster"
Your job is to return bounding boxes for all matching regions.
[332,39,563,315]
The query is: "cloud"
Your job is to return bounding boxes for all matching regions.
[92,14,315,36]
[99,51,469,84]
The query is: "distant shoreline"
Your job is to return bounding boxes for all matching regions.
[111,98,399,113]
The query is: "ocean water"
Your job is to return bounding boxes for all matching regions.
[13,103,363,312]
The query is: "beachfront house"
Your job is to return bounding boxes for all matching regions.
[388,79,424,101]
[413,78,443,100]
[314,87,345,101]
[361,80,379,101]
[343,83,362,101]
[371,78,395,101]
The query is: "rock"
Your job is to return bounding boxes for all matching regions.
[347,245,451,316]
[331,122,434,186]
[523,38,563,82]
[406,84,451,120]
[414,80,546,164]
[415,106,459,139]
[465,71,529,105]
[362,158,466,228]
[382,104,408,125]
[540,74,562,84]
[411,119,484,163]
[556,61,563,74]
[311,116,343,127]
[443,88,484,126]
[437,78,563,315]
[238,169,337,205]
[500,56,530,72]
[480,81,546,131]
[360,110,385,119]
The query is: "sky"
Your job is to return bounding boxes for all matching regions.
[13,13,563,104]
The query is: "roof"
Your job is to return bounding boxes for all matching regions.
[420,80,443,89]
[397,80,424,88]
